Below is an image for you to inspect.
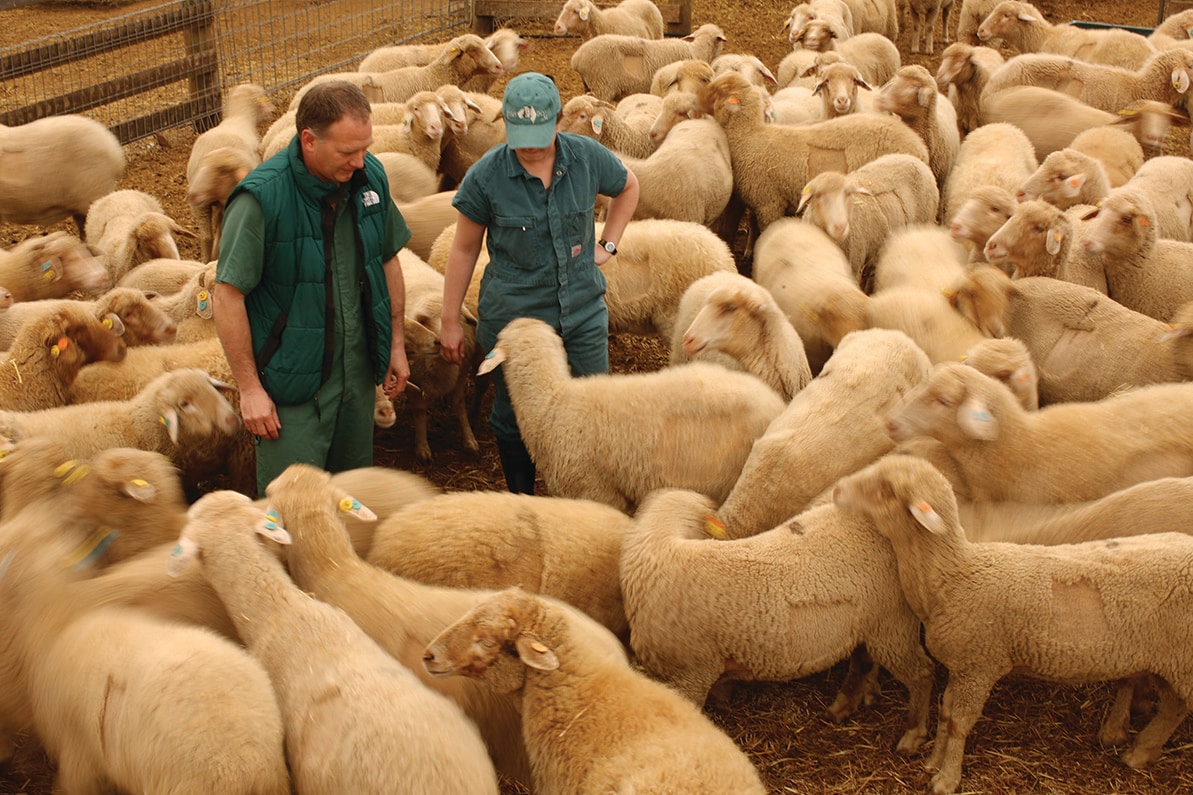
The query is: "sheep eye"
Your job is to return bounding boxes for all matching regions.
[990,204,1003,214]
[1120,215,1133,225]
[935,395,955,408]
[479,638,497,649]
[178,398,192,410]
[1032,224,1045,234]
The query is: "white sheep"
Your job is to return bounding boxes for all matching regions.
[783,0,856,42]
[884,362,1193,503]
[716,328,931,537]
[438,91,508,185]
[872,224,970,293]
[84,189,193,282]
[648,58,716,96]
[423,586,769,794]
[1017,147,1111,210]
[947,184,1018,263]
[145,263,218,344]
[811,60,874,118]
[569,24,726,102]
[977,0,1155,70]
[552,0,664,39]
[620,489,935,753]
[359,28,527,94]
[1152,8,1193,44]
[0,114,125,231]
[557,93,660,159]
[396,190,457,262]
[834,454,1193,794]
[0,285,179,350]
[373,150,440,202]
[873,64,960,195]
[1068,126,1142,188]
[790,21,901,86]
[0,231,109,302]
[961,336,1038,410]
[366,489,632,638]
[796,153,940,287]
[65,336,231,403]
[477,317,786,511]
[671,272,813,402]
[955,0,1003,44]
[696,71,929,234]
[906,0,955,55]
[935,41,1004,136]
[942,121,1037,228]
[615,117,733,226]
[116,257,206,295]
[710,52,778,88]
[984,198,1105,292]
[840,0,900,38]
[172,487,501,795]
[775,47,842,90]
[646,87,710,143]
[1122,154,1193,242]
[1080,187,1193,322]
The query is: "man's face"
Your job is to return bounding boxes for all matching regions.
[300,113,372,185]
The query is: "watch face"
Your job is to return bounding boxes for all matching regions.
[603,240,616,253]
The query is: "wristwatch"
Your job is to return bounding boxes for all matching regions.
[598,238,618,255]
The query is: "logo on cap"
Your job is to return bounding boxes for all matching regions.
[515,106,543,122]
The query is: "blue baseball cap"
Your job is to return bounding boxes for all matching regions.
[502,73,561,149]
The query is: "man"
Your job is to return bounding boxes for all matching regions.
[215,80,411,495]
[439,72,640,494]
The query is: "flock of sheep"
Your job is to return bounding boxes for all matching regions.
[1,0,1193,792]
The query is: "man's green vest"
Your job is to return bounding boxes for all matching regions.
[229,135,393,405]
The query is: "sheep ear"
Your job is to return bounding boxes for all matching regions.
[171,221,198,240]
[917,85,934,107]
[850,186,874,197]
[122,477,156,503]
[957,396,999,440]
[813,80,827,95]
[464,96,483,114]
[578,2,589,21]
[168,536,198,576]
[1017,11,1038,22]
[1061,173,1086,199]
[160,408,180,444]
[514,636,559,671]
[590,113,604,136]
[195,287,214,319]
[796,185,814,215]
[477,348,506,375]
[1173,68,1190,94]
[101,312,126,336]
[1158,322,1193,342]
[258,506,293,544]
[207,375,235,393]
[855,78,873,91]
[908,500,947,534]
[800,63,819,78]
[336,493,377,522]
[1045,225,1065,256]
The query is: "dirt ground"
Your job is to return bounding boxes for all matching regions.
[2,0,1192,793]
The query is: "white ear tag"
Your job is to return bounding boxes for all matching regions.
[909,501,946,534]
[957,396,998,440]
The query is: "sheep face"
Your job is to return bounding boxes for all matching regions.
[697,72,767,127]
[1018,150,1097,209]
[649,93,703,144]
[423,588,557,692]
[947,265,1017,338]
[40,233,111,296]
[451,34,504,78]
[264,461,376,531]
[948,186,1016,252]
[873,67,936,122]
[963,338,1038,411]
[52,308,127,369]
[373,385,396,428]
[553,0,590,35]
[155,370,242,445]
[1081,190,1157,260]
[798,171,858,241]
[983,200,1069,278]
[405,92,448,143]
[935,43,974,88]
[486,28,529,72]
[832,455,958,539]
[795,19,836,52]
[681,282,767,358]
[558,95,613,139]
[1114,101,1188,157]
[815,63,869,117]
[885,363,1001,444]
[187,147,255,208]
[103,288,179,345]
[133,214,193,263]
[976,0,1036,44]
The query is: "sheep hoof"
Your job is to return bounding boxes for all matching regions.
[1098,725,1129,748]
[1121,745,1159,770]
[929,769,961,795]
[415,446,433,463]
[895,727,929,755]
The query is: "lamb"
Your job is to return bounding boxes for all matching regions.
[0,231,109,302]
[871,224,970,293]
[648,58,716,95]
[884,362,1193,503]
[796,153,940,286]
[615,117,733,226]
[477,317,786,511]
[696,71,929,233]
[360,28,528,94]
[423,587,769,795]
[65,336,231,403]
[1152,8,1193,44]
[557,93,660,159]
[789,20,902,86]
[1068,126,1142,188]
[942,121,1036,232]
[185,83,273,262]
[646,88,710,143]
[833,454,1193,794]
[1080,187,1193,321]
[812,60,874,118]
[117,257,205,294]
[783,0,856,41]
[1017,147,1111,210]
[552,0,665,39]
[1004,278,1193,403]
[947,184,1018,262]
[171,487,501,795]
[839,0,899,38]
[396,190,457,262]
[0,286,179,350]
[84,189,193,282]
[569,23,726,102]
[0,511,290,795]
[671,272,813,402]
[955,0,1003,44]
[775,47,843,90]
[0,114,125,231]
[961,336,1038,410]
[873,64,960,194]
[983,199,1105,292]
[620,489,935,753]
[0,304,126,411]
[710,52,778,87]
[1122,154,1193,241]
[363,92,450,173]
[716,328,931,537]
[438,92,507,185]
[146,262,219,343]
[934,42,1004,136]
[977,0,1155,70]
[906,0,955,54]
[373,151,440,202]
[981,48,1193,114]
[366,490,632,638]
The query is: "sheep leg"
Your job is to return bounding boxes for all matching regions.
[828,645,880,722]
[1099,678,1137,747]
[1121,679,1189,769]
[925,680,954,772]
[54,747,106,795]
[449,368,480,455]
[927,672,995,795]
[409,388,433,463]
[869,635,936,755]
[924,7,940,55]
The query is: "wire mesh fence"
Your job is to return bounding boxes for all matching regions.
[0,0,471,143]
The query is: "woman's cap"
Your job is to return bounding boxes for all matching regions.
[502,72,561,149]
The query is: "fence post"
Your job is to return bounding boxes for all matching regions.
[184,0,221,133]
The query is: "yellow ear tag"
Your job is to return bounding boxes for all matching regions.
[102,317,113,329]
[704,515,728,539]
[339,496,361,513]
[801,185,812,195]
[50,336,69,358]
[131,478,148,487]
[1052,231,1062,243]
[531,641,549,653]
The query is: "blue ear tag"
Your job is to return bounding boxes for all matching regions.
[264,508,281,532]
[65,527,119,570]
[484,350,496,359]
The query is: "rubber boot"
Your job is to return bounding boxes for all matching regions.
[496,437,536,495]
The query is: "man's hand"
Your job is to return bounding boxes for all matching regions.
[240,383,281,440]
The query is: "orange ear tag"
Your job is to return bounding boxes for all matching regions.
[1138,217,1150,228]
[50,336,69,357]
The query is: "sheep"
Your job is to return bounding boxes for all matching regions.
[648,58,716,96]
[839,0,899,38]
[423,586,769,795]
[185,83,272,262]
[942,121,1036,229]
[961,336,1038,410]
[172,487,501,795]
[366,490,632,637]
[552,0,665,39]
[438,92,508,185]
[84,189,193,282]
[716,328,931,537]
[710,52,778,88]
[289,33,503,109]
[360,28,528,94]
[833,454,1193,794]
[620,489,935,753]
[768,84,826,124]
[983,198,1105,292]
[872,224,970,293]
[775,47,841,90]
[1068,126,1142,188]
[811,60,874,118]
[671,272,813,402]
[696,71,929,234]
[783,0,856,41]
[373,151,440,202]
[906,0,955,55]
[146,263,218,343]
[0,304,126,412]
[615,117,734,226]
[0,514,290,795]
[873,64,960,195]
[884,362,1193,503]
[396,190,457,262]
[1123,154,1193,241]
[364,93,449,174]
[646,88,710,143]
[934,42,1004,136]
[557,93,660,159]
[65,336,231,403]
[1017,147,1111,210]
[789,21,902,86]
[569,23,726,102]
[116,257,205,295]
[0,114,125,231]
[795,153,940,287]
[1080,187,1193,322]
[600,218,737,344]
[477,317,786,512]
[1152,8,1193,44]
[981,48,1193,115]
[0,231,109,302]
[0,285,179,350]
[977,0,1155,70]
[955,0,1002,44]
[947,184,1018,262]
